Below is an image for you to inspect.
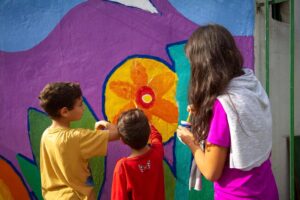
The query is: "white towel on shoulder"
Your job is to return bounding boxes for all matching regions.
[217,68,272,170]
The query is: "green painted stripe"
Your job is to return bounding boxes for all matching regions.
[289,0,295,199]
[265,0,270,95]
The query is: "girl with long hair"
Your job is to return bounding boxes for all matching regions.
[177,24,279,199]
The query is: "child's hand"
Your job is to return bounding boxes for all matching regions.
[95,121,119,141]
[95,120,110,130]
[177,125,194,145]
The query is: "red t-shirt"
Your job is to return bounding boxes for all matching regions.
[111,126,165,200]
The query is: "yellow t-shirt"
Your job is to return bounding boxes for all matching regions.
[40,127,109,200]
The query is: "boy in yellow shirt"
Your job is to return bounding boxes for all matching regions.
[39,82,119,200]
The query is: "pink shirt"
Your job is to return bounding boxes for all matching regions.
[207,100,279,200]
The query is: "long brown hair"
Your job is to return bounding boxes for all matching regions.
[185,24,244,143]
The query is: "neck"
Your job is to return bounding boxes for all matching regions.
[129,145,150,158]
[50,118,70,129]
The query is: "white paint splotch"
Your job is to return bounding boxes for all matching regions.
[107,0,159,14]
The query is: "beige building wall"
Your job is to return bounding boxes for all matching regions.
[255,1,299,199]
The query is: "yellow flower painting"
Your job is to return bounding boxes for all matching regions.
[104,57,178,142]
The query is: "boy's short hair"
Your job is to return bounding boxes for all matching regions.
[39,82,82,118]
[117,109,150,150]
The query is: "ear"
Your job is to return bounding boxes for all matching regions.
[59,107,69,118]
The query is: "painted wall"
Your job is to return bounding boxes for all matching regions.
[0,0,254,199]
[255,0,300,199]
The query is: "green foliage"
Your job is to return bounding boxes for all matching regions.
[164,161,176,200]
[16,154,43,200]
[89,156,106,198]
[28,109,51,168]
[189,178,214,200]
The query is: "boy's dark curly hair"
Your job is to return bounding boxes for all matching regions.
[39,82,82,118]
[117,108,150,150]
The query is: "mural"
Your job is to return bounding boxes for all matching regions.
[104,56,178,141]
[0,156,31,199]
[0,0,254,199]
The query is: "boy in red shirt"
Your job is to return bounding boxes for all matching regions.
[111,109,165,200]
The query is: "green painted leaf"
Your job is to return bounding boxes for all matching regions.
[189,178,214,200]
[89,156,106,198]
[28,108,51,168]
[16,154,43,200]
[164,161,176,200]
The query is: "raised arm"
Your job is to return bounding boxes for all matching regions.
[95,120,119,141]
[149,125,164,158]
[149,125,162,145]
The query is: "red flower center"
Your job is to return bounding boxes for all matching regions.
[135,86,155,109]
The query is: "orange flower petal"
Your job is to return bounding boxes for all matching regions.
[131,61,148,88]
[148,72,176,98]
[151,99,178,123]
[140,108,153,121]
[0,159,30,200]
[0,180,13,200]
[109,81,135,99]
[112,101,136,124]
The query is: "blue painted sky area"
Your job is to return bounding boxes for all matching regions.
[168,0,254,36]
[0,0,85,52]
